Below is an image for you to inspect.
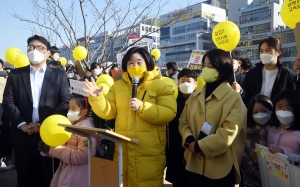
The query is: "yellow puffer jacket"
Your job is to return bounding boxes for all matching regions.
[89,67,177,187]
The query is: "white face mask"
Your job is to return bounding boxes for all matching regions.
[28,50,45,64]
[67,110,81,122]
[179,82,195,94]
[53,54,60,61]
[253,112,271,125]
[93,69,101,76]
[260,53,275,65]
[165,71,169,76]
[276,110,294,125]
[67,73,74,78]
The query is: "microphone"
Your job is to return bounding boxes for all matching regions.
[132,76,139,98]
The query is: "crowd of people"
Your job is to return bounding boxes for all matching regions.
[1,34,300,187]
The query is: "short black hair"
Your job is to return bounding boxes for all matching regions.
[0,59,3,66]
[122,47,155,71]
[90,62,100,71]
[272,90,300,130]
[50,46,60,55]
[109,64,119,76]
[259,36,282,62]
[247,94,273,128]
[166,62,178,71]
[231,50,242,61]
[27,35,51,50]
[241,58,252,71]
[177,68,198,80]
[203,48,234,82]
[70,94,91,114]
[48,60,61,68]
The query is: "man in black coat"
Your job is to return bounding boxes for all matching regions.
[2,35,70,187]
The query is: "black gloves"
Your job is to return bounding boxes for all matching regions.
[38,141,50,153]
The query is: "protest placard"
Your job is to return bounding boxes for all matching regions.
[187,50,206,71]
[111,70,123,82]
[69,79,88,97]
[255,144,300,187]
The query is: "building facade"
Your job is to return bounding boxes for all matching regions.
[229,0,296,69]
[59,18,160,67]
[159,3,226,68]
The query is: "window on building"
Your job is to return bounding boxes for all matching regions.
[142,26,144,31]
[240,9,271,24]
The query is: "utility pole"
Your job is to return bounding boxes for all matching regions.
[195,32,209,50]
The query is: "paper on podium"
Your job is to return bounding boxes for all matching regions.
[58,123,139,144]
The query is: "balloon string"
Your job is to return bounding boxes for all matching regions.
[230,51,236,82]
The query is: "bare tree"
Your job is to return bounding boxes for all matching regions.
[11,0,192,68]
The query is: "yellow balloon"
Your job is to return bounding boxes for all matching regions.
[96,74,114,87]
[212,21,240,51]
[73,46,88,60]
[195,76,206,91]
[281,1,300,29]
[14,54,30,68]
[5,47,23,65]
[160,77,178,98]
[60,57,67,66]
[151,49,161,61]
[96,82,110,96]
[40,115,72,147]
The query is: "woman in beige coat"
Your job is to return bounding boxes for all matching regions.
[179,49,247,187]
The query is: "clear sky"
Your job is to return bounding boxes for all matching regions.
[0,0,203,62]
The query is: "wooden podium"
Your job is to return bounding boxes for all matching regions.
[58,124,139,187]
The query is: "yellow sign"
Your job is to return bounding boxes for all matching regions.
[187,50,206,70]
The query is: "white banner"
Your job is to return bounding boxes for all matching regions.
[69,79,88,97]
[128,37,154,50]
[255,144,300,187]
[187,50,206,71]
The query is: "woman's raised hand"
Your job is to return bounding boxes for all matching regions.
[83,77,103,97]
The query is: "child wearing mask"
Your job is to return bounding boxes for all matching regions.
[268,90,300,156]
[38,94,96,187]
[165,68,198,187]
[240,94,273,187]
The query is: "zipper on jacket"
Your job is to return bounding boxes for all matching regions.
[142,90,147,101]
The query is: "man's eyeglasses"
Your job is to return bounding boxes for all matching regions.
[27,45,47,52]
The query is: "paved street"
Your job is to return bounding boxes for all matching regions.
[0,168,172,187]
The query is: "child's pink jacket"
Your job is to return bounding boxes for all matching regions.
[49,117,96,187]
[268,125,300,156]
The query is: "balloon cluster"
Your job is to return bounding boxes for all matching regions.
[95,74,114,96]
[5,47,29,68]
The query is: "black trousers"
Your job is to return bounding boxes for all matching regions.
[14,136,59,187]
[190,166,236,187]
